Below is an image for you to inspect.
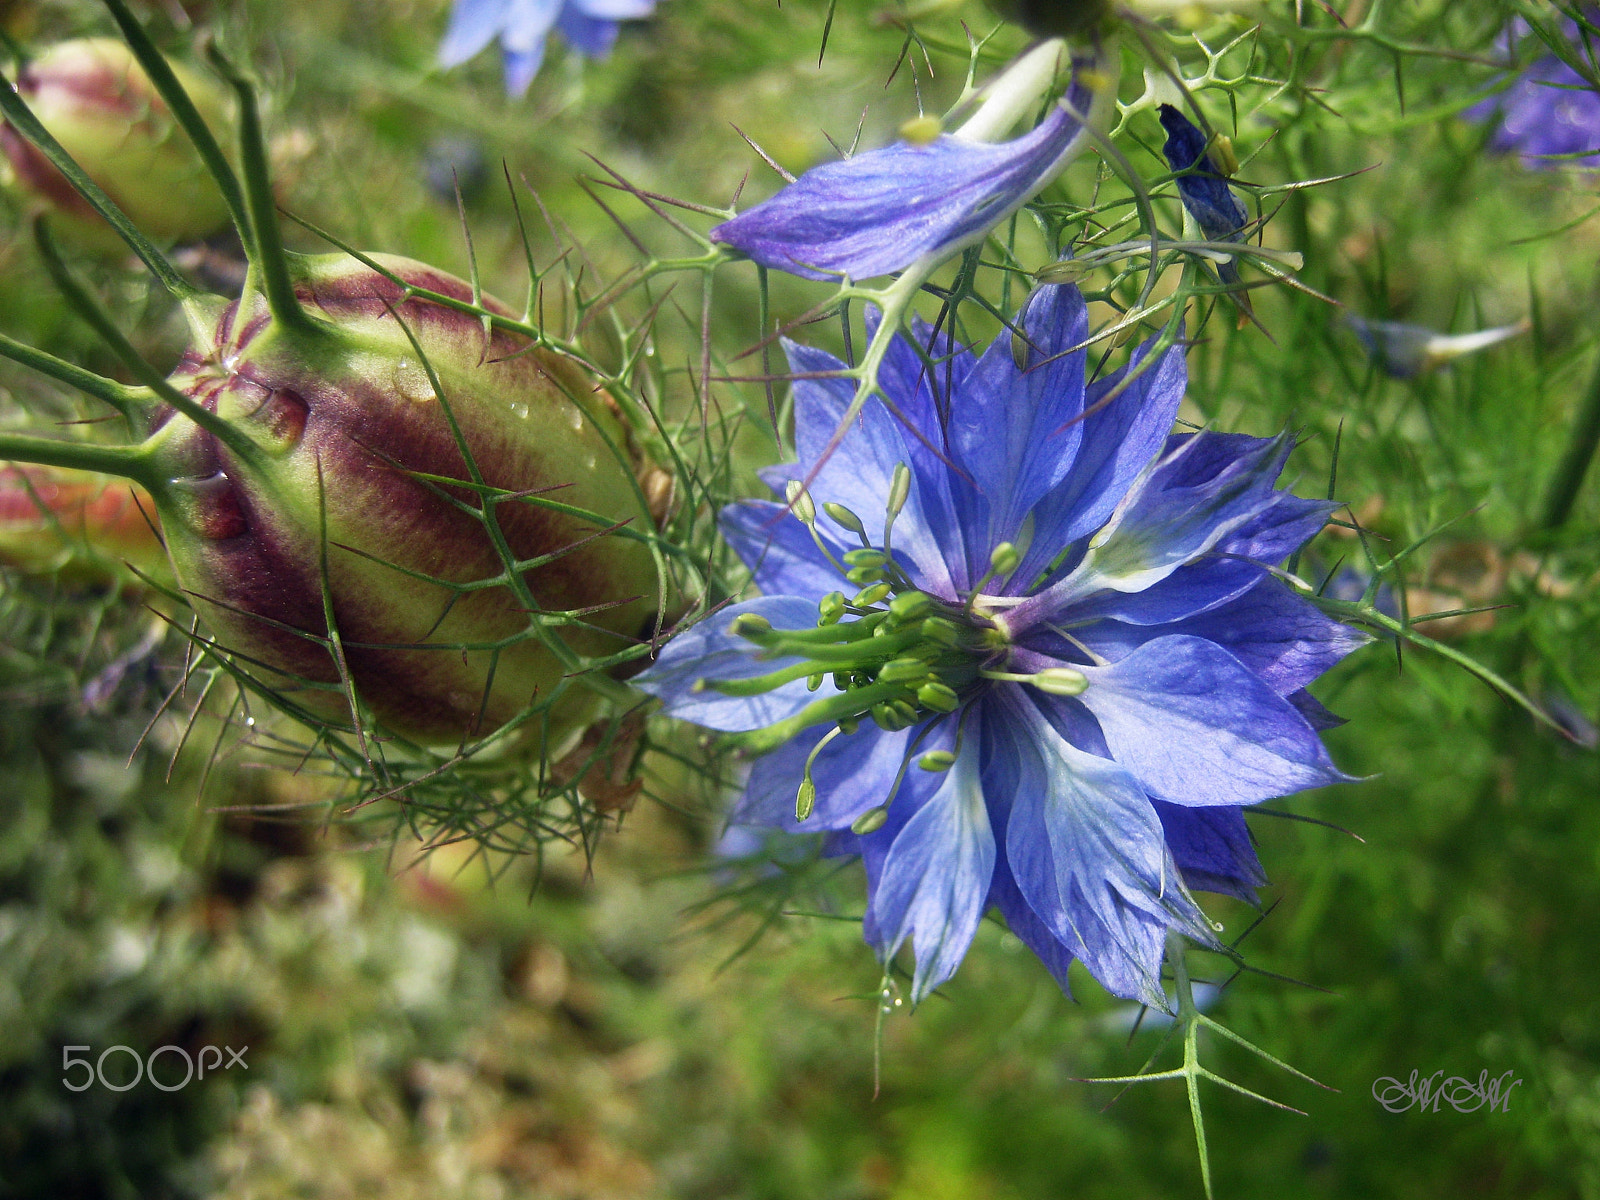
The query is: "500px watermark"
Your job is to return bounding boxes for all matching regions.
[62,1044,248,1093]
[1371,1069,1522,1114]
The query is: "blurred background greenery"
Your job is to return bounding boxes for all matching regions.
[1,0,1597,1196]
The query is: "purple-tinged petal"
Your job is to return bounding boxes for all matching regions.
[555,5,621,57]
[987,842,1080,995]
[1158,105,1248,243]
[501,43,549,96]
[866,744,996,1001]
[1220,492,1338,565]
[737,719,949,832]
[719,500,845,601]
[1053,555,1264,627]
[1077,635,1353,806]
[948,285,1088,549]
[633,596,824,731]
[777,339,965,598]
[988,690,1214,1008]
[711,68,1103,282]
[1153,801,1266,903]
[1010,431,1293,629]
[1012,335,1188,587]
[1287,687,1346,731]
[1067,578,1370,695]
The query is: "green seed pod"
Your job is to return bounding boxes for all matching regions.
[146,254,661,743]
[0,39,233,247]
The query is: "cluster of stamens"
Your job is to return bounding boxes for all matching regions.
[694,463,1090,832]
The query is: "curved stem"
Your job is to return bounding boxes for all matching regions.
[0,432,161,490]
[97,0,251,244]
[204,43,318,335]
[0,331,142,419]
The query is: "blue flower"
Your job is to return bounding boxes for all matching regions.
[1466,15,1600,167]
[439,0,656,97]
[637,285,1365,1007]
[1158,103,1251,299]
[711,43,1114,281]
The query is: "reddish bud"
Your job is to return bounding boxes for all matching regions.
[0,38,233,246]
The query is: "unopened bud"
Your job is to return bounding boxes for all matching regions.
[990,542,1020,576]
[852,581,892,607]
[887,463,911,519]
[1030,667,1089,695]
[899,115,943,145]
[851,806,890,835]
[729,612,772,639]
[823,501,866,535]
[1,39,235,248]
[786,480,816,524]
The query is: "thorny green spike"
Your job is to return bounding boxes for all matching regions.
[1072,935,1333,1200]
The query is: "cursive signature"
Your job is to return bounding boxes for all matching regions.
[1371,1069,1522,1114]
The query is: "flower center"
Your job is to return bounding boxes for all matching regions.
[702,472,1090,827]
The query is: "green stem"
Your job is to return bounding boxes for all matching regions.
[1540,342,1600,531]
[0,63,196,298]
[0,331,142,419]
[0,432,160,489]
[97,0,251,243]
[204,43,317,335]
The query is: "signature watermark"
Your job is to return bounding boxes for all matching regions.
[62,1044,248,1093]
[1371,1069,1522,1114]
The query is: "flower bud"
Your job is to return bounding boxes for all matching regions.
[0,39,234,248]
[148,253,660,743]
[0,465,168,584]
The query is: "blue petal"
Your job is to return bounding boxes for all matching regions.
[555,4,621,57]
[736,719,950,832]
[575,0,655,16]
[1013,335,1187,586]
[775,340,966,598]
[501,0,563,52]
[711,72,1101,281]
[1153,801,1266,903]
[1220,492,1337,564]
[1068,578,1370,695]
[1053,554,1264,627]
[501,43,549,96]
[439,0,514,66]
[633,596,825,731]
[1012,431,1293,627]
[1077,635,1352,806]
[1158,105,1248,243]
[988,690,1214,1009]
[866,743,996,1002]
[948,285,1088,551]
[719,500,845,601]
[987,842,1079,995]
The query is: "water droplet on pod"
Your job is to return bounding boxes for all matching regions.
[393,357,434,403]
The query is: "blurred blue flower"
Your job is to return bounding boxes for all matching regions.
[439,0,656,97]
[638,284,1364,1006]
[1345,314,1529,379]
[711,44,1112,281]
[1467,14,1600,167]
